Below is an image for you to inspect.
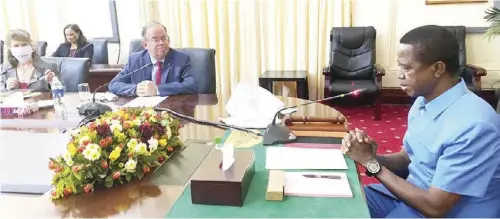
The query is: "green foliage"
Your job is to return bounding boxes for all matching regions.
[484,6,500,41]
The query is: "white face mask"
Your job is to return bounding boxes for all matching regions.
[10,46,33,64]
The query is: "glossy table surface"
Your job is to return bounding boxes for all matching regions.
[0,92,348,218]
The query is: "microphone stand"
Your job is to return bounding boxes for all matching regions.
[154,107,262,137]
[262,88,366,145]
[78,63,153,116]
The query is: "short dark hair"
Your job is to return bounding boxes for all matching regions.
[400,25,460,76]
[63,24,88,46]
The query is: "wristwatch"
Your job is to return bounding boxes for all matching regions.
[365,160,381,177]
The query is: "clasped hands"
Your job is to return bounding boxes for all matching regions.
[136,81,158,97]
[341,128,379,166]
[6,69,55,90]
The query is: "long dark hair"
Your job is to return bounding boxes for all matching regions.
[63,24,88,46]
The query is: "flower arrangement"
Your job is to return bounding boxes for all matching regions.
[48,107,183,200]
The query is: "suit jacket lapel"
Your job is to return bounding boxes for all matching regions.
[161,49,174,82]
[28,57,45,86]
[141,52,153,81]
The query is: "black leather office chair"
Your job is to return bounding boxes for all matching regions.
[88,39,108,64]
[129,39,145,54]
[36,41,48,56]
[323,26,385,120]
[0,40,4,64]
[42,57,90,92]
[443,26,487,92]
[177,48,216,94]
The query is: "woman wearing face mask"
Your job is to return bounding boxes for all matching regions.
[52,24,94,61]
[0,29,61,92]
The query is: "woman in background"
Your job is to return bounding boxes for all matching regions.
[0,29,61,92]
[52,24,93,60]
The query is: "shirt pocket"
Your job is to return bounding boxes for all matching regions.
[406,133,440,171]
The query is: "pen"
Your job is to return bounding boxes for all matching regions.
[302,174,341,179]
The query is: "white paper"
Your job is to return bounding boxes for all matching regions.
[265,147,348,170]
[285,172,353,198]
[221,143,235,171]
[124,96,167,107]
[220,82,284,129]
[0,92,25,107]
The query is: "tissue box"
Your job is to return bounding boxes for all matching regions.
[0,103,39,116]
[190,149,255,206]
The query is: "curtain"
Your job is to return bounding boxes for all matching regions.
[139,0,351,102]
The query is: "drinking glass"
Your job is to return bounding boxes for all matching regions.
[78,83,91,102]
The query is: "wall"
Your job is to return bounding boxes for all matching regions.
[352,0,500,89]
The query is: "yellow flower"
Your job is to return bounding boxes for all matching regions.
[158,139,167,147]
[67,143,77,156]
[127,139,138,149]
[109,147,122,161]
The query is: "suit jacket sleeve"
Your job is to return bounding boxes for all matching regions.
[0,64,7,92]
[108,56,137,96]
[52,44,63,57]
[157,56,198,96]
[83,44,94,60]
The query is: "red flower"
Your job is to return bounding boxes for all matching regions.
[100,160,108,169]
[77,146,85,153]
[99,139,107,148]
[88,122,97,131]
[48,160,56,170]
[167,146,173,152]
[128,152,134,158]
[72,165,81,172]
[158,156,165,163]
[81,138,90,146]
[55,166,63,173]
[118,143,124,148]
[83,184,93,193]
[106,136,113,145]
[123,121,131,129]
[51,190,57,197]
[112,171,121,180]
[63,188,72,196]
[143,165,151,173]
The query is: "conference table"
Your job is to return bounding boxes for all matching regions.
[0,93,364,218]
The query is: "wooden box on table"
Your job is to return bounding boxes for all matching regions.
[190,149,255,206]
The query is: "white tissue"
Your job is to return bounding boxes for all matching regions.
[220,82,284,129]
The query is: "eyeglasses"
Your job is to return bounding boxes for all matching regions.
[149,35,170,43]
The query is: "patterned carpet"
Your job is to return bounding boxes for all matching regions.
[334,104,411,185]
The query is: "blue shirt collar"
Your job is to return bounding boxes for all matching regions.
[417,78,469,119]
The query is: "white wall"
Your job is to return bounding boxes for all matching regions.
[353,0,500,89]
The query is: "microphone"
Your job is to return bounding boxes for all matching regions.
[78,63,153,116]
[154,107,262,137]
[71,43,93,57]
[262,88,367,145]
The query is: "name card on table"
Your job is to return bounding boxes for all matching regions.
[124,96,167,108]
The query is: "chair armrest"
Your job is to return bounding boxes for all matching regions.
[373,63,385,88]
[466,64,487,77]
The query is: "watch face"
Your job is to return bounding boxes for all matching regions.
[367,161,380,173]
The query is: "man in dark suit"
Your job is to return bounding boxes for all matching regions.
[108,21,197,97]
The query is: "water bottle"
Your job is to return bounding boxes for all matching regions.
[51,77,66,116]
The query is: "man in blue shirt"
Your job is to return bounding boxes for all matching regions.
[341,25,500,218]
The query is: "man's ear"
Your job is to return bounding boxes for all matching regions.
[141,40,147,49]
[433,61,446,78]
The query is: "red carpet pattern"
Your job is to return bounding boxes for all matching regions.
[335,104,411,185]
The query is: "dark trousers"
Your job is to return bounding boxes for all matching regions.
[365,185,424,218]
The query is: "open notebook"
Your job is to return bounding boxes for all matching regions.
[285,172,353,198]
